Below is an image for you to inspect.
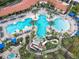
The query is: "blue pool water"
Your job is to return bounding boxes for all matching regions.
[53,17,70,32]
[6,15,49,38]
[6,15,70,38]
[6,18,32,34]
[36,15,49,38]
[8,53,16,59]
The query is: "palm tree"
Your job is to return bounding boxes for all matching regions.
[48,21,54,30]
[49,21,54,26]
[31,20,37,28]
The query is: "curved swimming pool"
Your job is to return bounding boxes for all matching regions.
[6,18,32,34]
[6,15,49,38]
[53,17,70,32]
[36,15,49,38]
[8,53,16,59]
[6,15,70,38]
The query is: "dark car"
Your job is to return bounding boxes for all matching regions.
[0,20,7,23]
[18,15,25,18]
[0,32,4,38]
[10,18,16,20]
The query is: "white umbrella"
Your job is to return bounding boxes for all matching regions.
[13,22,16,24]
[16,29,20,33]
[0,41,2,44]
[24,26,28,29]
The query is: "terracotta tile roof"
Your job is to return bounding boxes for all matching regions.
[0,0,38,16]
[0,0,68,17]
[47,0,68,11]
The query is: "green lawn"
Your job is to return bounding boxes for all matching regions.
[45,42,57,50]
[19,45,36,59]
[62,36,79,59]
[70,3,79,15]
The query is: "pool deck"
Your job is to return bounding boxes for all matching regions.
[0,8,49,40]
[0,8,78,59]
[0,10,78,40]
[66,17,78,36]
[52,14,78,36]
[0,0,78,58]
[0,12,35,40]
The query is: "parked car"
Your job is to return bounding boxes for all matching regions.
[0,32,4,38]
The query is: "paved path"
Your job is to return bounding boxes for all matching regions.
[61,47,75,58]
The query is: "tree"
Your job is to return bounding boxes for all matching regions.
[70,3,79,15]
[49,21,54,26]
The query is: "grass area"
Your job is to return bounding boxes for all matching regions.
[43,49,74,59]
[62,36,79,59]
[45,42,57,50]
[43,53,57,59]
[68,37,79,59]
[19,35,36,59]
[62,34,75,48]
[70,3,79,15]
[42,51,65,59]
[19,45,36,59]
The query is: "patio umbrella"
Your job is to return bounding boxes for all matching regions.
[68,12,76,17]
[11,38,17,44]
[0,43,5,49]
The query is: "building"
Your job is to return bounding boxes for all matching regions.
[0,0,38,16]
[47,0,69,14]
[0,0,69,17]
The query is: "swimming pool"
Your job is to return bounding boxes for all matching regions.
[6,18,32,34]
[53,17,70,32]
[8,53,16,59]
[36,15,49,38]
[6,15,49,38]
[6,15,70,38]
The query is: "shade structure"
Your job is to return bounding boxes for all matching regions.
[11,38,17,44]
[68,12,76,17]
[0,43,5,49]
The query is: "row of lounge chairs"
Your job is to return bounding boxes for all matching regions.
[68,12,79,36]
